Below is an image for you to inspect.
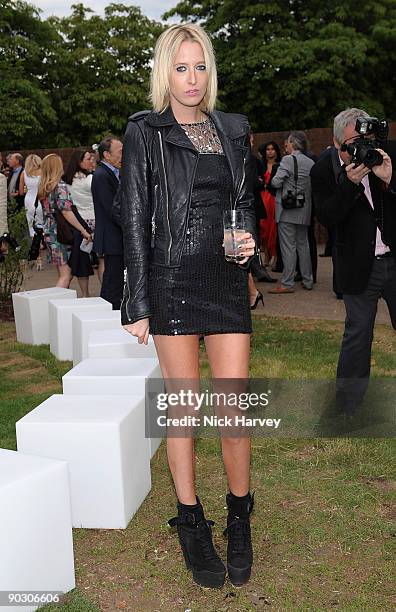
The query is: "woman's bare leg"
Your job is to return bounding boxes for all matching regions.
[77,276,90,297]
[56,263,73,288]
[153,334,200,505]
[204,333,251,496]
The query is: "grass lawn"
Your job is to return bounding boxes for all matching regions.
[0,317,395,611]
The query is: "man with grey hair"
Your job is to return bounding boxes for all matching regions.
[269,130,314,294]
[311,107,396,415]
[7,152,25,211]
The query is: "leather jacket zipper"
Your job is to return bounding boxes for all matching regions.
[157,130,172,264]
[151,184,158,248]
[178,152,199,263]
[121,267,132,322]
[234,152,247,208]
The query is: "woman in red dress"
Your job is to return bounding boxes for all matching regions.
[258,141,281,265]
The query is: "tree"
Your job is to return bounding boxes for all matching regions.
[0,0,57,149]
[46,3,163,146]
[164,0,396,132]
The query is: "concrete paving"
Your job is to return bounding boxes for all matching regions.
[21,254,393,326]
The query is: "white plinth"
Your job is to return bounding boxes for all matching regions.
[49,297,112,361]
[149,437,162,459]
[12,287,77,345]
[16,395,151,529]
[72,310,121,366]
[0,449,75,611]
[62,358,161,397]
[88,328,157,359]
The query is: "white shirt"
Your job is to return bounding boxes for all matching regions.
[69,173,95,220]
[338,153,389,256]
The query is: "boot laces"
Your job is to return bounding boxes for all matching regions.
[196,520,219,562]
[223,516,250,554]
[168,515,219,561]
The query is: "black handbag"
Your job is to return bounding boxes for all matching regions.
[55,208,74,245]
[55,204,90,246]
[281,156,305,209]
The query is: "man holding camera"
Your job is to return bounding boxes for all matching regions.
[311,107,396,414]
[269,131,314,293]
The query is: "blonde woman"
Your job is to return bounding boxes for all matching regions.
[120,24,256,588]
[38,154,91,288]
[19,154,43,238]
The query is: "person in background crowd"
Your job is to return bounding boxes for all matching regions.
[64,150,97,297]
[269,131,314,294]
[300,137,318,284]
[7,153,25,211]
[258,141,281,268]
[312,107,396,414]
[89,153,97,171]
[2,155,11,180]
[249,133,275,285]
[92,135,123,309]
[38,154,92,288]
[19,154,43,239]
[0,170,8,234]
[0,153,5,173]
[91,144,100,167]
[247,134,273,310]
[0,171,8,261]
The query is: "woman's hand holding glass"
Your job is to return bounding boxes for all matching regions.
[223,210,255,264]
[123,317,150,345]
[236,232,255,265]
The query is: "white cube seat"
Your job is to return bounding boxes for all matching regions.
[0,449,75,610]
[88,328,157,359]
[72,310,121,366]
[149,437,162,459]
[62,357,161,397]
[49,297,112,361]
[16,395,151,529]
[12,287,77,345]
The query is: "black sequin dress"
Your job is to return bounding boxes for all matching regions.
[148,120,252,336]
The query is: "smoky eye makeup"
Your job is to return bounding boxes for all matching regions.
[175,64,207,72]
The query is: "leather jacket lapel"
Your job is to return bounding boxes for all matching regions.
[209,112,248,203]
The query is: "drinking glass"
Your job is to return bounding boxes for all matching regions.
[223,210,246,262]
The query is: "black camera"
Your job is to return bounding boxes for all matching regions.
[1,232,21,252]
[281,190,305,210]
[341,116,389,168]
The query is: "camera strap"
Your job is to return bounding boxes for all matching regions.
[292,155,298,195]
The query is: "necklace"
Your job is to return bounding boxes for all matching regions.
[179,113,208,126]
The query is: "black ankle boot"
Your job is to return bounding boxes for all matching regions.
[223,491,254,586]
[168,498,226,589]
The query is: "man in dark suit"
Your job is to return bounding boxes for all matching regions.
[7,153,25,212]
[311,108,396,414]
[92,135,123,309]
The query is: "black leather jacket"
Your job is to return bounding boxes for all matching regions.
[118,107,256,325]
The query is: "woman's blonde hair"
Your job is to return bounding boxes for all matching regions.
[38,154,63,199]
[150,23,217,113]
[25,154,42,177]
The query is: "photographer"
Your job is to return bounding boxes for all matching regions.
[311,108,396,414]
[269,131,314,294]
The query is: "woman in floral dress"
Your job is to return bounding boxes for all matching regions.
[38,154,92,288]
